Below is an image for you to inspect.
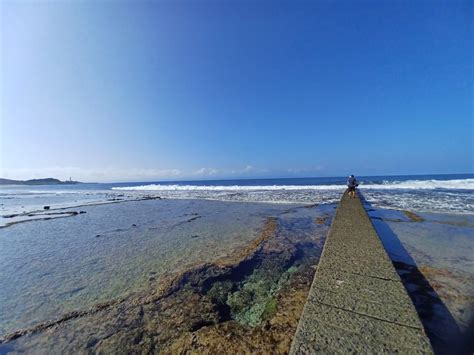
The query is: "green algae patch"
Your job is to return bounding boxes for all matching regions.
[262,298,278,319]
[207,280,234,306]
[205,248,304,327]
[226,268,288,327]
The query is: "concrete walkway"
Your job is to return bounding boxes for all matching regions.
[290,193,433,354]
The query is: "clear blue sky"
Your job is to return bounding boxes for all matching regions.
[1,0,472,182]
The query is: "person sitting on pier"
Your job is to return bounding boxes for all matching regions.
[347,175,358,198]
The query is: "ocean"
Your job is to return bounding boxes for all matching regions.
[0,174,473,353]
[1,174,473,223]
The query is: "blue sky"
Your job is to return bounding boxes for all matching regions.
[1,0,472,182]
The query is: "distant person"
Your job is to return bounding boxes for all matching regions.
[347,175,358,198]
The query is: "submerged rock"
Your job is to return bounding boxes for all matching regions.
[402,210,425,222]
[0,211,331,353]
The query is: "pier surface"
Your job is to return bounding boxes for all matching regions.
[290,193,432,353]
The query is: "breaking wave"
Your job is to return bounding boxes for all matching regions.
[367,178,474,190]
[112,178,474,192]
[113,184,345,191]
[109,179,474,213]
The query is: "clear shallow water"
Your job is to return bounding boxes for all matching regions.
[0,198,333,337]
[367,206,474,352]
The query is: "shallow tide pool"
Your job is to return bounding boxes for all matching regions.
[367,206,474,352]
[0,198,335,351]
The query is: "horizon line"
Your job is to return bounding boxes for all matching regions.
[2,172,473,185]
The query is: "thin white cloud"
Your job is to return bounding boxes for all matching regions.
[192,167,220,176]
[2,164,315,182]
[286,166,324,174]
[230,165,268,175]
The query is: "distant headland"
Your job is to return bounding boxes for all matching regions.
[0,178,82,186]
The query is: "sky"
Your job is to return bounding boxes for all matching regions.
[0,0,472,182]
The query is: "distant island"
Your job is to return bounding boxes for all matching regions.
[0,178,82,186]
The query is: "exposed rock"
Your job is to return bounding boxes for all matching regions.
[315,215,331,225]
[402,210,425,222]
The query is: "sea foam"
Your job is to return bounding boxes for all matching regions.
[112,178,474,191]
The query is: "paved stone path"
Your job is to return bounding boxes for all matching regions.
[290,193,433,354]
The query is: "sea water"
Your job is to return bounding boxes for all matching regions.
[0,174,473,351]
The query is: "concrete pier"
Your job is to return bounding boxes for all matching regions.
[290,193,433,353]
